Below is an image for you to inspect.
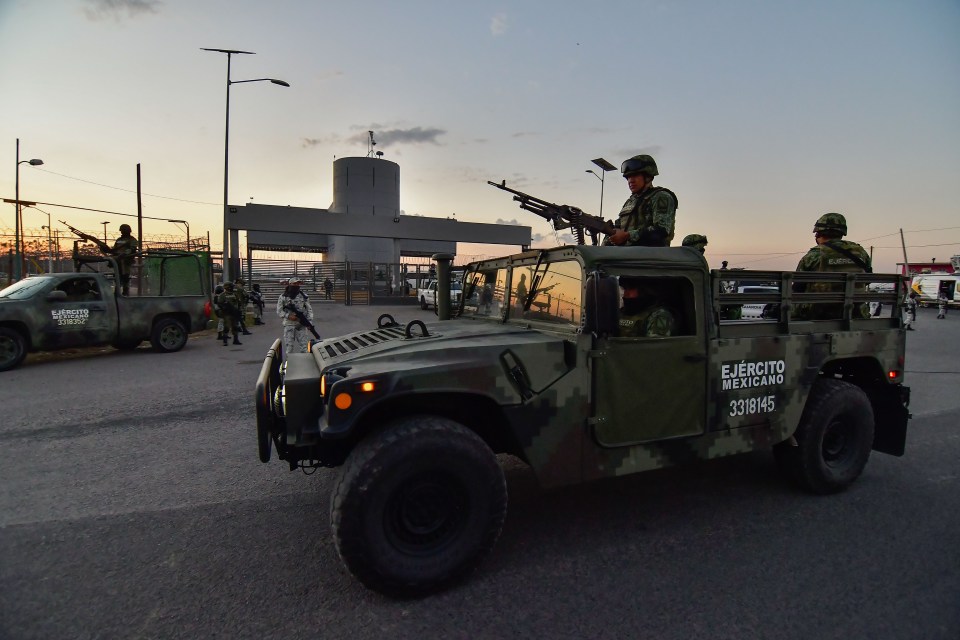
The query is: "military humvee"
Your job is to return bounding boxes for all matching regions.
[255,245,910,596]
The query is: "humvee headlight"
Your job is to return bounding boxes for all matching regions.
[321,371,345,399]
[334,393,353,410]
[360,381,375,392]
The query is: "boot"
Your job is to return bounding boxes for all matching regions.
[217,332,224,340]
[233,336,242,345]
[241,322,252,335]
[222,336,229,345]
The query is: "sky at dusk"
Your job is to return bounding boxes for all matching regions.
[1,0,958,271]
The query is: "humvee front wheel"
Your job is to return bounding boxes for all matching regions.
[0,327,28,372]
[774,379,874,494]
[331,416,507,596]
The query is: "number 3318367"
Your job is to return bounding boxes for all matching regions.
[729,395,776,417]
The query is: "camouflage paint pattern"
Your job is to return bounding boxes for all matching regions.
[261,245,908,489]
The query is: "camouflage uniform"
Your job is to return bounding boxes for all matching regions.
[110,225,138,295]
[681,234,708,254]
[904,294,918,329]
[213,284,225,339]
[215,283,243,345]
[604,155,677,247]
[619,305,677,337]
[277,283,314,356]
[235,279,252,335]
[250,284,265,324]
[795,213,871,320]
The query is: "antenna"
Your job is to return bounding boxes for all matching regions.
[367,131,377,157]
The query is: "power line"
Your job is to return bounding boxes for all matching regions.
[33,167,220,206]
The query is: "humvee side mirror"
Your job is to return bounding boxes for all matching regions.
[46,290,68,302]
[583,274,619,336]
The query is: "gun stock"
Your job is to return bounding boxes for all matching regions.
[487,180,615,245]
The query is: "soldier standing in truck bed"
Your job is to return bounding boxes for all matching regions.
[108,224,138,295]
[604,155,678,247]
[795,212,872,319]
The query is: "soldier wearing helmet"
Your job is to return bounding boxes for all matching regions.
[105,222,138,295]
[276,278,315,358]
[216,281,243,345]
[604,154,678,247]
[795,212,872,319]
[681,234,708,255]
[233,277,252,335]
[617,276,677,337]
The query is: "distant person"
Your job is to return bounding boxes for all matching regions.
[234,278,252,335]
[937,292,948,319]
[514,273,528,314]
[681,234,708,255]
[213,283,225,340]
[216,281,243,345]
[904,292,918,330]
[618,277,677,337]
[277,278,314,357]
[108,224,138,295]
[324,277,333,300]
[250,283,265,325]
[604,155,677,247]
[794,213,871,319]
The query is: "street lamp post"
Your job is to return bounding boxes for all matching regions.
[41,220,53,273]
[586,157,616,220]
[101,221,110,244]
[14,138,44,280]
[201,48,289,282]
[168,219,190,250]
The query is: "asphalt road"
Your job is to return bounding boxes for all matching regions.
[1,305,958,640]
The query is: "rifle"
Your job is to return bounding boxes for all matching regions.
[284,303,321,339]
[61,220,110,253]
[487,180,616,246]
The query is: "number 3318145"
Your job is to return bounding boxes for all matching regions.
[729,395,776,417]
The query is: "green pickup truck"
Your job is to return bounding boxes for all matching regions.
[255,245,910,595]
[0,252,211,371]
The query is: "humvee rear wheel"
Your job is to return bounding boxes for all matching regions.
[0,327,28,372]
[331,416,507,596]
[150,318,188,352]
[774,379,874,494]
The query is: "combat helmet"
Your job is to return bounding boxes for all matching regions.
[813,212,847,237]
[223,281,235,290]
[682,234,708,253]
[119,223,132,234]
[621,155,658,178]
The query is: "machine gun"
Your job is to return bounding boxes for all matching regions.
[61,220,111,253]
[284,303,321,339]
[487,180,616,246]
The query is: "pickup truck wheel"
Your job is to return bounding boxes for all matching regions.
[150,318,188,353]
[331,416,507,596]
[0,327,28,372]
[420,296,428,310]
[774,379,874,494]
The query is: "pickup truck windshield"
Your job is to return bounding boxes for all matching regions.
[0,277,55,300]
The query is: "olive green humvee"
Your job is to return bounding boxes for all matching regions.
[255,245,910,596]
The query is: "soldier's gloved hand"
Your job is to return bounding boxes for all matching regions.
[608,230,630,246]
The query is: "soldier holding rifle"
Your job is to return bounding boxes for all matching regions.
[61,220,138,295]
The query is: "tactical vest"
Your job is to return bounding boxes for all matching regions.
[618,304,676,337]
[617,187,679,246]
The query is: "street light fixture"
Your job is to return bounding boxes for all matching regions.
[201,47,289,282]
[586,157,616,220]
[14,138,43,279]
[168,219,191,250]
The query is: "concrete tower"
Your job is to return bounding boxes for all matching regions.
[326,157,400,262]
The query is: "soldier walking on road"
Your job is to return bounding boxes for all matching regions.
[277,278,314,357]
[604,155,678,247]
[216,281,243,345]
[235,278,252,335]
[904,292,918,330]
[250,283,265,325]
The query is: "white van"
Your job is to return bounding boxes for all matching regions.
[911,274,959,308]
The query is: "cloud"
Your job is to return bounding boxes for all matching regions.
[350,127,446,148]
[83,0,161,21]
[490,13,508,36]
[301,136,340,149]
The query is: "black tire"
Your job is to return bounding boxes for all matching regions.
[331,416,507,596]
[150,318,188,353]
[0,327,28,372]
[420,296,428,310]
[774,379,874,494]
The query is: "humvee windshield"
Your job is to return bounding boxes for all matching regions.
[462,260,582,329]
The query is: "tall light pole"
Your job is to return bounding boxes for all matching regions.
[14,138,44,280]
[586,157,616,220]
[168,219,190,250]
[201,48,289,282]
[101,221,110,244]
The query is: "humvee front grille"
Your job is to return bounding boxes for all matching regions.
[319,326,407,361]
